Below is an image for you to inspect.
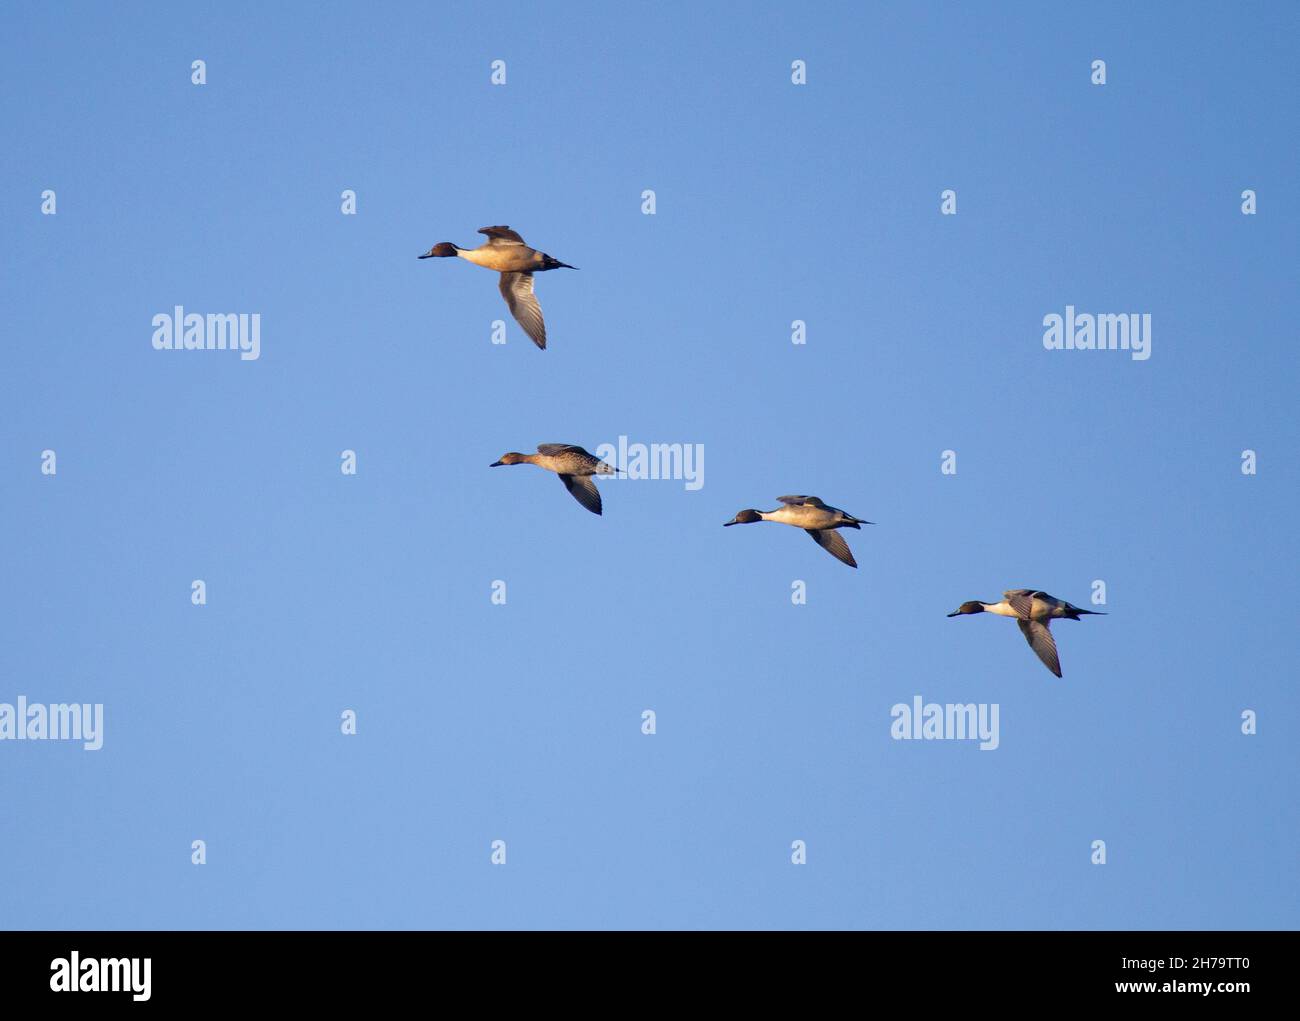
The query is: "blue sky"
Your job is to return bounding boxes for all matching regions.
[1,1,1296,929]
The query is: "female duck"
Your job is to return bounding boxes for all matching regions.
[490,443,617,515]
[419,226,575,350]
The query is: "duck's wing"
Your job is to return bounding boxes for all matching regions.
[479,225,527,246]
[1017,619,1062,677]
[559,474,602,515]
[498,272,547,350]
[777,495,826,507]
[808,528,857,568]
[1004,590,1038,618]
[537,443,583,455]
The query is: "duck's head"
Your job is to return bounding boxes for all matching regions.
[723,509,763,526]
[947,601,986,617]
[419,243,459,259]
[489,452,527,467]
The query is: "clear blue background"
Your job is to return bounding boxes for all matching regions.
[2,1,1296,930]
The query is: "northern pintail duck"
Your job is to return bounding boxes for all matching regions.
[419,225,576,350]
[947,589,1105,677]
[723,495,871,568]
[490,443,617,515]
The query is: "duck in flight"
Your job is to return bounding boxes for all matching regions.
[419,226,576,350]
[723,495,871,568]
[490,444,617,515]
[947,589,1105,677]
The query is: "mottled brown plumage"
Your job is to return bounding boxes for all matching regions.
[489,444,617,515]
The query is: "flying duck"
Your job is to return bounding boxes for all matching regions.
[419,225,576,350]
[490,443,616,515]
[947,589,1105,677]
[723,495,871,568]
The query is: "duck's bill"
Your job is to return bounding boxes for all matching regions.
[945,610,961,617]
[489,461,504,467]
[722,520,737,526]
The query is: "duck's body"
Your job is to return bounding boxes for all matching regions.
[454,242,552,274]
[947,588,1105,677]
[759,503,850,530]
[724,495,871,568]
[977,591,1087,621]
[419,226,575,350]
[490,443,616,515]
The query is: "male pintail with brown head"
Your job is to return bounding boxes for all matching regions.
[723,495,871,568]
[947,589,1105,677]
[419,226,576,350]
